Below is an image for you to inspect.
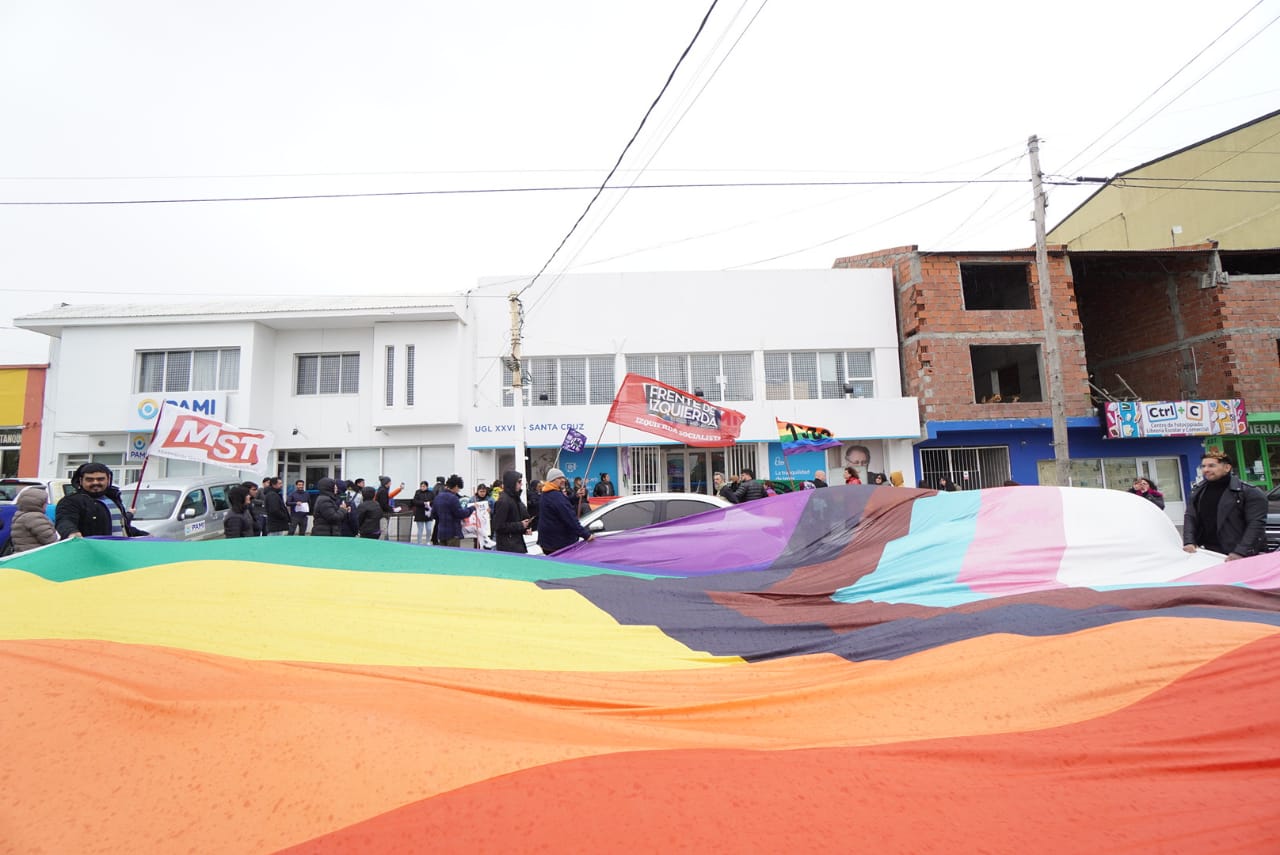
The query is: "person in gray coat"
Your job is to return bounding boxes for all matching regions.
[10,486,58,552]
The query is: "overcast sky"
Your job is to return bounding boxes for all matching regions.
[2,0,1277,362]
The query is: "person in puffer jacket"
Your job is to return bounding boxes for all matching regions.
[11,486,58,552]
[310,477,349,537]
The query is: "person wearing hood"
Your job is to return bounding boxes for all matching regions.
[310,477,349,537]
[492,470,532,553]
[55,462,147,539]
[11,485,58,551]
[536,468,594,556]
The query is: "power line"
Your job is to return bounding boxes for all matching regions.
[0,177,1029,207]
[513,0,723,298]
[1055,0,1269,177]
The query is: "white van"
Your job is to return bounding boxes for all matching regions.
[117,476,243,541]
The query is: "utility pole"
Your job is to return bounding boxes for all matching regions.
[507,293,526,476]
[1029,135,1071,486]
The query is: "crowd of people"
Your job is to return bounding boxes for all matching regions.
[8,453,1270,562]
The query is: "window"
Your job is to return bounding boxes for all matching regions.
[596,500,658,532]
[137,348,240,393]
[502,356,615,406]
[384,346,395,407]
[920,446,1011,490]
[764,351,874,400]
[969,345,1042,403]
[296,353,360,396]
[405,345,416,407]
[960,263,1032,310]
[179,489,208,518]
[625,353,753,402]
[208,485,231,512]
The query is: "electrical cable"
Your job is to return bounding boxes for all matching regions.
[513,0,723,299]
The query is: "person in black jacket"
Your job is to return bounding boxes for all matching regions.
[287,479,311,536]
[355,486,383,539]
[55,462,148,539]
[1183,452,1267,560]
[310,477,348,537]
[492,470,532,553]
[411,481,433,545]
[731,468,767,503]
[223,485,258,538]
[263,477,291,535]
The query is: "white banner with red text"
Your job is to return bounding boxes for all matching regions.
[146,407,274,475]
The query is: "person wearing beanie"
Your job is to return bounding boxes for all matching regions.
[374,475,404,540]
[536,468,594,555]
[492,470,532,553]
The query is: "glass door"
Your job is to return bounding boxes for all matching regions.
[661,449,721,494]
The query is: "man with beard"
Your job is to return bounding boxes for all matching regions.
[491,470,533,553]
[55,462,147,539]
[1183,452,1267,561]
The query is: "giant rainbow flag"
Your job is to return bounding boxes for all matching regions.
[2,485,1278,853]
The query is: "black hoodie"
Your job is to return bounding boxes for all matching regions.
[491,470,530,553]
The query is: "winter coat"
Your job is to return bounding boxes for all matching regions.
[11,487,58,552]
[264,488,291,533]
[491,470,529,553]
[430,489,472,542]
[411,489,433,522]
[356,501,383,538]
[1183,474,1267,557]
[223,506,258,538]
[55,485,147,539]
[731,478,767,503]
[1128,487,1166,510]
[310,477,347,536]
[536,483,593,555]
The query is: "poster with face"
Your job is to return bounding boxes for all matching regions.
[839,440,883,484]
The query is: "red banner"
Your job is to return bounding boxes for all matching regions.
[606,374,745,447]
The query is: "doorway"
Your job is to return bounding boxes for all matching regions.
[664,449,720,494]
[281,450,342,489]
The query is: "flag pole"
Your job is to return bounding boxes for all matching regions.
[579,413,612,489]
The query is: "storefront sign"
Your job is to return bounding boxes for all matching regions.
[0,429,21,445]
[1246,420,1280,436]
[127,393,227,432]
[1103,400,1246,438]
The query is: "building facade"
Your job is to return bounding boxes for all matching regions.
[0,364,47,477]
[1048,108,1280,252]
[16,270,920,495]
[833,245,1209,522]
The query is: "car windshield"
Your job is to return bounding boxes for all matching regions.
[117,489,182,521]
[0,482,41,502]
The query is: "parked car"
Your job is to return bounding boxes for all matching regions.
[525,492,730,555]
[116,477,243,541]
[1266,485,1280,553]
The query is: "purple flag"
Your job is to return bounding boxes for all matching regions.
[561,427,587,454]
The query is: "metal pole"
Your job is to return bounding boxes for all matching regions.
[1029,135,1071,486]
[508,293,527,477]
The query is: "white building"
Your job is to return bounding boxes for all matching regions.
[16,270,920,493]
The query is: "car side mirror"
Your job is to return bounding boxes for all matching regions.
[182,507,196,519]
[588,519,605,532]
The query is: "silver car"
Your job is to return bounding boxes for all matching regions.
[117,477,243,541]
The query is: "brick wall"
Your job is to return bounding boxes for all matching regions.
[836,247,1091,423]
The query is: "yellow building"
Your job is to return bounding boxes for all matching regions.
[1049,108,1280,250]
[0,365,46,477]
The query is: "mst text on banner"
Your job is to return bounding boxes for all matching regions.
[147,407,275,475]
[606,373,745,447]
[776,418,842,456]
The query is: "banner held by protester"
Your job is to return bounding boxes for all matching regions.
[147,408,274,475]
[606,374,745,448]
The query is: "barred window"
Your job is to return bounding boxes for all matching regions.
[502,356,614,407]
[765,350,874,400]
[384,346,395,407]
[625,353,752,401]
[296,353,359,396]
[137,348,240,393]
[405,345,415,407]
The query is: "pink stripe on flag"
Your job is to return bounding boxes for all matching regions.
[958,488,1068,594]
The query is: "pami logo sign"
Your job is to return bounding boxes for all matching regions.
[160,413,268,467]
